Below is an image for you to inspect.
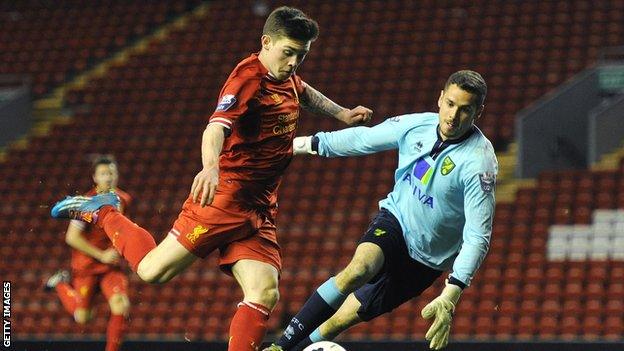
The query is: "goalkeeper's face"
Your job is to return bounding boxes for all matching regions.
[93,164,117,192]
[437,84,484,141]
[260,34,310,81]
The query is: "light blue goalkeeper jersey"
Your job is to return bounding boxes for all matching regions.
[315,112,497,286]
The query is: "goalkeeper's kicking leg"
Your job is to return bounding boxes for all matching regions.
[266,210,391,351]
[265,242,383,351]
[265,208,458,351]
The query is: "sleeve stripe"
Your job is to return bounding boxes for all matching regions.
[210,117,232,125]
[209,121,232,130]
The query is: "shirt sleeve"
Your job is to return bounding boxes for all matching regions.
[208,75,261,132]
[450,148,498,286]
[315,114,416,157]
[292,74,307,95]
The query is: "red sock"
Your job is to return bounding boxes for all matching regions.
[105,314,126,351]
[228,301,271,351]
[97,206,157,271]
[55,283,81,315]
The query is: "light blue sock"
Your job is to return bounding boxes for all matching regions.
[277,277,346,349]
[317,277,347,310]
[309,328,326,343]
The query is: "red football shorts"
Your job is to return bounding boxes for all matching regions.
[72,270,129,309]
[169,180,282,274]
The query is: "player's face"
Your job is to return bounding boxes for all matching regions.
[92,164,117,192]
[109,163,119,188]
[437,84,483,141]
[260,35,310,81]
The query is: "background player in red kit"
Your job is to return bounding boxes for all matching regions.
[46,156,131,351]
[51,6,372,351]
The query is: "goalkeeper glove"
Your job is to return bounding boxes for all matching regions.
[421,279,463,350]
[293,136,317,155]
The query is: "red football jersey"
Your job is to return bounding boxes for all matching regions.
[208,53,306,205]
[70,188,132,274]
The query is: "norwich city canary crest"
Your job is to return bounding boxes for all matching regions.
[441,156,455,176]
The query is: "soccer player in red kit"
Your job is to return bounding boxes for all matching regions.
[51,7,372,351]
[46,156,131,351]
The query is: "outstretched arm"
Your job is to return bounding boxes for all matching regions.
[294,115,416,157]
[300,83,372,126]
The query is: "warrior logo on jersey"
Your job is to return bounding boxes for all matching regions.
[441,156,455,176]
[414,141,423,152]
[479,172,496,193]
[270,93,283,105]
[216,94,237,111]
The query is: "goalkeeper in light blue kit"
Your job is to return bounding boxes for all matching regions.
[265,70,497,351]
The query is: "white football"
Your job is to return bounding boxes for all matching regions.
[302,341,346,351]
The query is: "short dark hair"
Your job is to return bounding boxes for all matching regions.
[91,155,116,175]
[262,6,319,42]
[444,70,487,106]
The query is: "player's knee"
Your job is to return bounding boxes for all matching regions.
[261,287,280,309]
[136,262,168,284]
[246,286,279,309]
[74,309,91,324]
[109,294,130,315]
[341,260,376,287]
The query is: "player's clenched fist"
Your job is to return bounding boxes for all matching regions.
[98,248,121,265]
[191,166,219,207]
[338,105,373,126]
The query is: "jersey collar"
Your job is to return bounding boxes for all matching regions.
[435,125,476,144]
[429,125,476,160]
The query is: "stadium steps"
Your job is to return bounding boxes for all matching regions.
[592,141,624,171]
[495,138,624,204]
[0,1,212,163]
[492,142,536,203]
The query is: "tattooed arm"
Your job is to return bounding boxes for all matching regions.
[300,83,373,126]
[300,84,346,118]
